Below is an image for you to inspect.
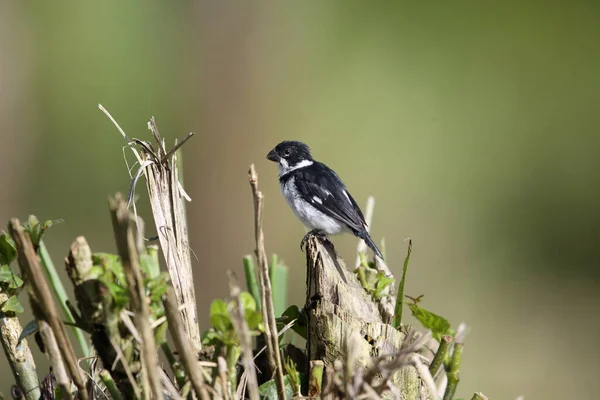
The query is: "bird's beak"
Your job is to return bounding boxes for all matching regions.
[266,149,279,162]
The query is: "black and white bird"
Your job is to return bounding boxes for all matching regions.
[266,140,383,259]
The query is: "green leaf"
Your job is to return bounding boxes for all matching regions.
[393,239,412,329]
[0,234,16,265]
[18,320,39,344]
[373,274,395,299]
[210,299,231,333]
[1,295,24,314]
[0,265,23,289]
[245,310,264,332]
[240,291,257,313]
[140,250,160,279]
[146,273,169,303]
[93,252,125,283]
[107,282,129,308]
[23,217,63,248]
[201,329,219,346]
[408,303,451,341]
[281,305,307,340]
[258,375,297,399]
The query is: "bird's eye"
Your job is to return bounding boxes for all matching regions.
[284,149,291,156]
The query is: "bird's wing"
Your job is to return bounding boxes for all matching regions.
[293,162,366,232]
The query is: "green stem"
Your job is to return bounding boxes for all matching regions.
[162,342,186,388]
[39,240,91,358]
[308,360,324,398]
[243,255,261,310]
[443,342,464,400]
[429,335,453,377]
[226,344,240,391]
[393,239,412,328]
[100,369,123,400]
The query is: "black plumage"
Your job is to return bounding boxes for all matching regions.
[267,141,383,259]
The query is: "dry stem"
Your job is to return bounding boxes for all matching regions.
[163,286,210,400]
[99,105,200,349]
[38,320,72,400]
[227,271,260,400]
[109,195,163,399]
[248,164,286,400]
[8,219,87,399]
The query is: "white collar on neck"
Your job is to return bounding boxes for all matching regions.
[278,159,313,177]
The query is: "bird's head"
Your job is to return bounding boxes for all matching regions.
[267,141,313,175]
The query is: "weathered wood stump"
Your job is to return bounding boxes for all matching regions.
[305,236,430,399]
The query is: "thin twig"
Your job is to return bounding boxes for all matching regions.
[248,164,286,399]
[411,354,441,400]
[218,356,230,400]
[159,369,183,400]
[163,286,210,400]
[8,219,87,399]
[227,271,260,400]
[38,320,72,400]
[109,195,162,400]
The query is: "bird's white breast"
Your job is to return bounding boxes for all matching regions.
[280,177,344,235]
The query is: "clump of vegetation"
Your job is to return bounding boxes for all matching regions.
[0,110,488,400]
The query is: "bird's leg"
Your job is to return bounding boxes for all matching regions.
[300,229,327,252]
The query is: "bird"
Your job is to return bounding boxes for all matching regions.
[266,140,383,259]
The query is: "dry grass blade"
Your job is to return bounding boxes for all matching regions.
[109,195,162,399]
[248,164,286,400]
[8,219,88,400]
[227,271,260,400]
[163,287,210,400]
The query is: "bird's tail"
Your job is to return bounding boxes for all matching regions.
[356,230,384,260]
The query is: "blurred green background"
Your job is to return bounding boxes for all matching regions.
[1,1,599,398]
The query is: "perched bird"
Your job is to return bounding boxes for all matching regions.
[266,140,383,259]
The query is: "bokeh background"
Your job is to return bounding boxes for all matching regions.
[1,1,599,398]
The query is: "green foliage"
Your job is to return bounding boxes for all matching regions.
[243,255,261,311]
[1,295,24,314]
[406,296,454,341]
[355,255,395,300]
[258,375,298,400]
[203,291,265,347]
[90,251,169,327]
[280,305,307,340]
[0,234,16,265]
[22,215,63,249]
[269,254,288,317]
[0,264,23,290]
[284,357,301,396]
[393,239,412,328]
[0,233,24,315]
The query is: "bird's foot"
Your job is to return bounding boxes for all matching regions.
[300,230,328,252]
